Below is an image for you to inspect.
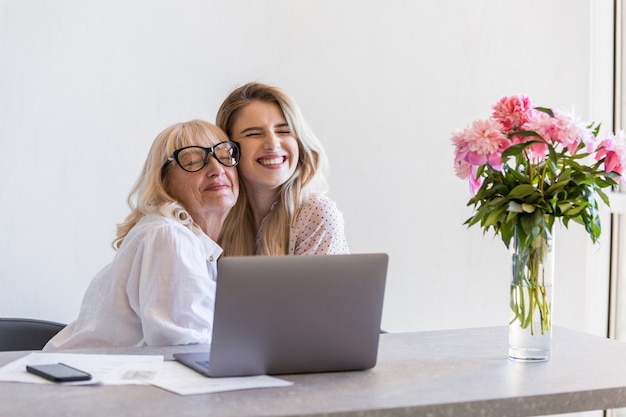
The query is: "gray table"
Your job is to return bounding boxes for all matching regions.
[1,326,626,417]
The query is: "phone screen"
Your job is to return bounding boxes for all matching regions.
[26,363,92,382]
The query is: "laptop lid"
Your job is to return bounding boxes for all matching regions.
[176,253,388,378]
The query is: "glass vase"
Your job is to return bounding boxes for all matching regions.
[508,221,555,362]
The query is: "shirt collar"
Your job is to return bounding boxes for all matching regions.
[197,230,223,262]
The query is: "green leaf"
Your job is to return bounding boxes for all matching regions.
[501,140,542,159]
[596,188,611,207]
[535,107,555,117]
[545,181,569,196]
[563,205,586,216]
[507,184,539,199]
[484,206,506,228]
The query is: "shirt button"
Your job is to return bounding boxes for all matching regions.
[209,256,214,262]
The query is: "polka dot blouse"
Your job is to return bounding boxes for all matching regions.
[288,194,350,255]
[255,194,350,255]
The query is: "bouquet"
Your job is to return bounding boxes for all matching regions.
[453,94,624,246]
[451,94,625,336]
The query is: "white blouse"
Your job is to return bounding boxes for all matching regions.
[44,214,221,349]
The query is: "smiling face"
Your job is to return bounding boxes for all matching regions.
[229,100,299,197]
[165,140,239,228]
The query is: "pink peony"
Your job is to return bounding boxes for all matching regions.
[454,158,472,180]
[552,109,597,154]
[452,119,509,195]
[523,108,596,155]
[453,160,483,195]
[522,110,554,143]
[516,111,558,163]
[468,165,483,195]
[596,130,626,177]
[451,119,510,170]
[491,94,536,131]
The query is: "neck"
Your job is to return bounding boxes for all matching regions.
[247,188,279,232]
[192,212,228,241]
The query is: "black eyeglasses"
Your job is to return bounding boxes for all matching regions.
[164,141,240,172]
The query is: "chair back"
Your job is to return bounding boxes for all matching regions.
[0,318,66,351]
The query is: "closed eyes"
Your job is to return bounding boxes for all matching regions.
[240,127,291,138]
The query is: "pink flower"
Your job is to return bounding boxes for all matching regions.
[452,119,508,195]
[521,108,596,156]
[552,109,597,154]
[492,94,535,131]
[517,111,554,162]
[454,158,472,180]
[453,160,483,195]
[522,110,553,142]
[596,130,626,177]
[468,166,483,195]
[452,119,510,170]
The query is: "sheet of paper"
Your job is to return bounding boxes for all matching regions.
[150,361,293,395]
[0,352,163,385]
[0,353,293,394]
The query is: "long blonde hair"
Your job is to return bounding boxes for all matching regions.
[216,82,329,255]
[113,120,230,249]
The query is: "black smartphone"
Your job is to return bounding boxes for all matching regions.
[26,363,92,383]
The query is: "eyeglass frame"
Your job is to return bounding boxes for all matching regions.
[163,141,241,173]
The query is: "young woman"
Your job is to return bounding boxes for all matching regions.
[45,120,239,348]
[216,82,349,256]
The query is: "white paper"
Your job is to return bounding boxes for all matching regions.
[0,352,164,385]
[149,361,293,395]
[0,352,293,394]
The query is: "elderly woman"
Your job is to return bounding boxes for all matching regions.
[45,120,239,349]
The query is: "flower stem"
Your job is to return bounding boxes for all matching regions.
[510,222,553,335]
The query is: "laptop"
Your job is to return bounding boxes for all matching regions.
[174,253,388,377]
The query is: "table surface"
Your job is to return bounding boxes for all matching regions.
[2,326,626,417]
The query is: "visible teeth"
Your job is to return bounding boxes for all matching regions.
[260,157,283,165]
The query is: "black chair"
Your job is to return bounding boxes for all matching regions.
[0,318,66,351]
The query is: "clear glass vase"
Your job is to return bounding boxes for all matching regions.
[508,221,555,362]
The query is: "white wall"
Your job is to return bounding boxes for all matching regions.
[0,0,615,336]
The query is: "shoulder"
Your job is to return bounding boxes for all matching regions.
[121,215,203,250]
[289,194,349,255]
[300,193,341,214]
[295,194,345,227]
[126,215,189,236]
[117,214,222,266]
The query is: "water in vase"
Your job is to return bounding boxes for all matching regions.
[508,283,553,362]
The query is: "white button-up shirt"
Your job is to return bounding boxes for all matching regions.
[45,214,221,349]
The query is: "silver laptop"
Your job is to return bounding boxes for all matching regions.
[174,253,388,377]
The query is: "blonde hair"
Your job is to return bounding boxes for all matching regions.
[216,82,329,255]
[113,120,230,249]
